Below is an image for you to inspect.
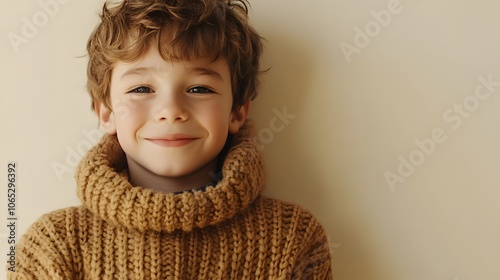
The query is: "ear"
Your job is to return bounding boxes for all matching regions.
[95,102,117,135]
[229,101,250,134]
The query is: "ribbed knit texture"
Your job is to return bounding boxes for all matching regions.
[8,121,332,279]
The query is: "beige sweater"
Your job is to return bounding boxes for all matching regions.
[8,121,332,279]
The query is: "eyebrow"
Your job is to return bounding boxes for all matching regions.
[188,67,224,82]
[120,67,154,80]
[119,66,224,82]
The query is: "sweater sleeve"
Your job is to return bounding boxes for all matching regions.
[7,211,76,280]
[291,216,333,280]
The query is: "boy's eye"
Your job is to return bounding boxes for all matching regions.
[188,86,214,94]
[127,86,153,94]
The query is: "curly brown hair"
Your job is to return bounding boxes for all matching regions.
[86,0,263,111]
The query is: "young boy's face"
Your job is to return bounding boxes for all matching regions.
[98,47,247,179]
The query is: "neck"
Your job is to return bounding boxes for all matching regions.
[126,155,218,193]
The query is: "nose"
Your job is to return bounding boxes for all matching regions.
[154,91,188,122]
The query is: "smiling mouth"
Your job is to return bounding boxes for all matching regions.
[146,138,198,147]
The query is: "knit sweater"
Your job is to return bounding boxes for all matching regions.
[8,121,332,279]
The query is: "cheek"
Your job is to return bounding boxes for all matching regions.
[113,102,148,133]
[202,103,232,126]
[114,108,144,151]
[112,96,141,121]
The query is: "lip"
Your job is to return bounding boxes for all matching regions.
[145,134,199,147]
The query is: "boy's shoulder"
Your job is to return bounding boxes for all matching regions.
[33,205,88,222]
[258,195,322,218]
[249,195,328,235]
[247,196,332,276]
[20,205,89,240]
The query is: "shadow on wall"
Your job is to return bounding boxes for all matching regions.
[250,29,380,278]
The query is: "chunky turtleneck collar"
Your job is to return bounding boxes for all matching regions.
[75,120,264,233]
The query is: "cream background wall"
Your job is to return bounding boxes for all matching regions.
[1,0,500,279]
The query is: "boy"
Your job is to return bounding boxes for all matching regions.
[9,0,332,279]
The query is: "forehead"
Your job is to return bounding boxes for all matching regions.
[112,46,230,81]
